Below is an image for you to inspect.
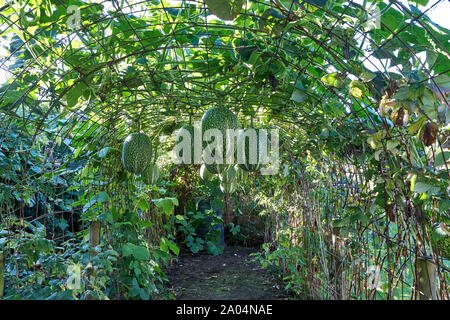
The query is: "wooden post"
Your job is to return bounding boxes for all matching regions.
[223,193,233,225]
[333,234,344,300]
[89,221,101,257]
[87,222,101,300]
[416,256,437,300]
[0,251,4,299]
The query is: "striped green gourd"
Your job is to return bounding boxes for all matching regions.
[220,180,236,194]
[237,128,265,172]
[200,164,214,181]
[234,164,249,183]
[219,167,237,194]
[219,166,237,184]
[143,164,160,185]
[176,124,196,164]
[201,107,238,174]
[121,132,152,174]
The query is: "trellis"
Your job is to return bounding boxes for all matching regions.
[0,0,448,300]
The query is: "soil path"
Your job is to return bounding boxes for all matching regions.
[165,247,290,300]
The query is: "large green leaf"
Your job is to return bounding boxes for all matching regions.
[152,197,179,215]
[413,182,432,193]
[122,243,150,260]
[66,82,87,109]
[434,151,450,167]
[204,0,243,21]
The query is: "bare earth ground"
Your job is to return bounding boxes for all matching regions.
[165,247,291,300]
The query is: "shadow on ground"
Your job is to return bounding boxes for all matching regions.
[165,247,291,300]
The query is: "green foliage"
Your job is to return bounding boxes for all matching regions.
[321,73,346,89]
[251,240,308,296]
[431,224,450,259]
[172,205,224,256]
[152,197,178,216]
[228,222,241,236]
[205,0,243,21]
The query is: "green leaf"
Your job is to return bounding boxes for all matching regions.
[394,87,409,100]
[137,198,149,211]
[122,243,134,257]
[131,278,140,297]
[408,116,426,135]
[291,89,307,103]
[152,197,178,215]
[259,8,285,35]
[413,182,432,193]
[386,140,399,151]
[247,51,262,66]
[431,226,448,242]
[122,243,150,260]
[439,199,450,213]
[132,245,150,260]
[98,211,114,224]
[380,4,406,31]
[207,241,224,255]
[168,241,179,256]
[0,89,26,107]
[139,288,149,300]
[421,103,438,121]
[160,237,169,253]
[66,82,87,108]
[83,192,110,212]
[434,74,450,88]
[96,192,110,202]
[153,248,170,262]
[352,212,370,226]
[204,0,243,21]
[434,151,450,167]
[332,216,352,227]
[138,220,152,228]
[409,0,429,7]
[360,70,377,82]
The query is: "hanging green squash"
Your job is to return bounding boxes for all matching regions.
[237,128,266,172]
[220,180,236,194]
[143,164,160,185]
[176,124,196,164]
[200,164,214,181]
[234,164,249,184]
[121,132,153,175]
[219,166,237,184]
[201,107,238,174]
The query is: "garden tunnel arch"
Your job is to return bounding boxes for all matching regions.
[0,0,449,300]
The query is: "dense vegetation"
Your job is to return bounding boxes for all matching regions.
[0,0,449,300]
